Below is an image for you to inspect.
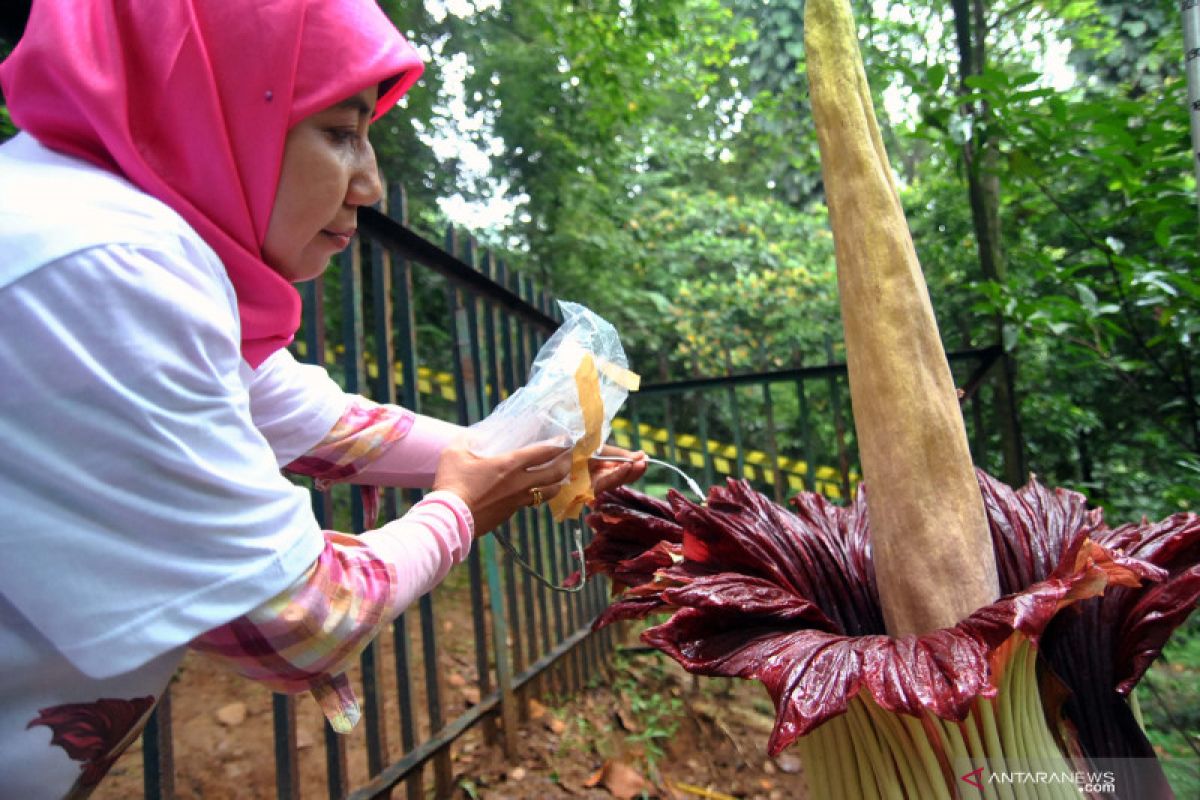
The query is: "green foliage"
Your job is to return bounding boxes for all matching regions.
[1065,0,1181,97]
[970,66,1195,518]
[0,105,14,141]
[410,0,1197,519]
[3,0,1192,519]
[882,3,1198,519]
[1138,615,1200,797]
[611,652,683,771]
[372,1,454,211]
[649,192,839,372]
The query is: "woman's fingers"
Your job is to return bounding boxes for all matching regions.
[588,447,648,495]
[510,439,572,467]
[432,440,575,532]
[524,480,563,508]
[433,439,648,534]
[518,446,572,489]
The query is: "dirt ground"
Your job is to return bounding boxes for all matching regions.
[93,605,808,800]
[445,645,809,800]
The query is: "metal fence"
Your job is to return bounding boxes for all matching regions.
[122,189,621,800]
[111,186,1013,800]
[618,344,1007,508]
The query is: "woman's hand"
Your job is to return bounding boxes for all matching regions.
[432,439,573,536]
[588,445,648,496]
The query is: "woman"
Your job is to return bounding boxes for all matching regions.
[0,1,645,795]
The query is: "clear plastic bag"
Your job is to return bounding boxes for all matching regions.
[466,301,638,458]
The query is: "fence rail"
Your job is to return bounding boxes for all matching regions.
[620,344,1006,507]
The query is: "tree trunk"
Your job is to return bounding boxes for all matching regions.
[951,0,1027,487]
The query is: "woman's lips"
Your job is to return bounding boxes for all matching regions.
[322,229,354,249]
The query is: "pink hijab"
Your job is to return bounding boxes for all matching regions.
[0,0,424,367]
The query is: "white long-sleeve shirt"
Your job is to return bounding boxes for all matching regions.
[0,132,471,797]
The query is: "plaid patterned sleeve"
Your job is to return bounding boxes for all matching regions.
[204,398,462,731]
[190,490,473,734]
[285,395,416,529]
[190,532,403,733]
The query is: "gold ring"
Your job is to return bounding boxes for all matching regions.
[530,486,545,507]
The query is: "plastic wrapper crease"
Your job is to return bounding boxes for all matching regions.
[466,301,639,519]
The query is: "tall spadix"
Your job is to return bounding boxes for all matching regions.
[805,0,1000,635]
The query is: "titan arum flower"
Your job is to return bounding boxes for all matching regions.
[572,0,1200,797]
[584,478,1198,798]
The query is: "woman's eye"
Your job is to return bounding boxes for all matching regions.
[326,128,362,147]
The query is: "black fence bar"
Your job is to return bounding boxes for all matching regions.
[823,336,852,501]
[364,199,398,783]
[637,344,1003,396]
[345,621,597,800]
[297,278,352,800]
[387,186,425,800]
[494,259,531,711]
[795,377,817,493]
[142,689,174,799]
[762,382,783,505]
[272,694,300,800]
[695,358,715,490]
[444,229,499,754]
[341,236,391,785]
[359,207,556,333]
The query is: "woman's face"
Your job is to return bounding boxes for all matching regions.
[263,86,383,283]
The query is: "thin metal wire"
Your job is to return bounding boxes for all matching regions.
[492,524,587,593]
[492,453,707,591]
[592,454,706,502]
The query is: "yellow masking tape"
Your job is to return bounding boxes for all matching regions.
[549,354,605,520]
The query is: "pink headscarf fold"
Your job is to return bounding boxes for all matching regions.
[0,0,424,367]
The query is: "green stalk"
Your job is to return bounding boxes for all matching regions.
[902,713,954,799]
[998,659,1028,796]
[1129,688,1145,730]
[959,715,1004,800]
[864,695,940,800]
[797,718,832,799]
[845,697,902,800]
[1002,643,1038,800]
[1023,645,1079,800]
[832,709,868,800]
[793,640,1086,798]
[934,712,971,774]
[977,696,1016,799]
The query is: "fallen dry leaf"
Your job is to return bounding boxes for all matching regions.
[295,728,316,750]
[614,704,640,733]
[584,759,652,800]
[215,702,247,727]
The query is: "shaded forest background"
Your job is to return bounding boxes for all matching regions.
[2,0,1196,521]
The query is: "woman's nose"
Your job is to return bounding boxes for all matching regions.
[348,140,383,207]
